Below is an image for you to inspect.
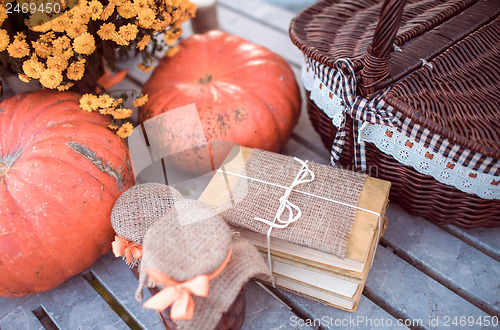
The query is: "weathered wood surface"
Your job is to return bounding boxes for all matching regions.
[1,0,499,329]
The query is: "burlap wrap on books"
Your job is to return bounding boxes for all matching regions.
[221,149,367,258]
[136,199,271,330]
[110,183,183,267]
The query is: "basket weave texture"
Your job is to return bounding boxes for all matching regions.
[290,0,500,228]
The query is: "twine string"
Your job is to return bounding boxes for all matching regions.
[252,157,315,281]
[217,156,382,282]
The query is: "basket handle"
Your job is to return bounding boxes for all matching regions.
[360,0,405,97]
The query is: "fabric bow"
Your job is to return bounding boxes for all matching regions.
[142,246,233,321]
[330,58,402,171]
[112,235,142,264]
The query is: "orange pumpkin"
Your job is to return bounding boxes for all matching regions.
[140,30,301,173]
[0,91,134,296]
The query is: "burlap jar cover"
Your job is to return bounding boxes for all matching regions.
[219,149,367,259]
[136,199,271,330]
[110,183,183,268]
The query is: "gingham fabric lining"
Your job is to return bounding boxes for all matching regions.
[302,57,500,199]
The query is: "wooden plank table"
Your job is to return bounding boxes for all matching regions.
[1,0,499,329]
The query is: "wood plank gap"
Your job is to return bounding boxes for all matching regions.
[438,225,500,262]
[362,286,425,330]
[32,306,60,330]
[257,282,323,328]
[379,237,500,318]
[81,271,144,330]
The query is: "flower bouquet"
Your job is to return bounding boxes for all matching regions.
[0,0,196,137]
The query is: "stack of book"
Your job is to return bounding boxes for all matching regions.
[199,146,391,312]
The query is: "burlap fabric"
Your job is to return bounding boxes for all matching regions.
[136,199,271,330]
[110,183,183,267]
[221,149,367,258]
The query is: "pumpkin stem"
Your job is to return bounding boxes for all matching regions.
[198,73,212,84]
[0,161,9,176]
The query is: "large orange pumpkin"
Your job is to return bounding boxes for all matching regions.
[0,91,134,296]
[140,30,301,173]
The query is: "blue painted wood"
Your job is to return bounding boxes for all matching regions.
[442,225,500,262]
[0,305,44,330]
[0,296,30,319]
[219,0,297,34]
[30,275,128,329]
[0,274,127,329]
[383,205,500,316]
[276,291,409,330]
[2,1,499,329]
[241,281,312,330]
[90,252,164,330]
[366,247,491,323]
[217,6,303,67]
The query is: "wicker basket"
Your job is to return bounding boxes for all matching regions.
[290,0,500,228]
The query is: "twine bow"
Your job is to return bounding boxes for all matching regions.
[142,246,232,321]
[253,157,315,277]
[330,58,402,171]
[112,235,142,264]
[217,153,382,280]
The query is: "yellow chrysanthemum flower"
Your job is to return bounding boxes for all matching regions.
[95,94,114,108]
[107,122,119,130]
[88,0,104,20]
[137,9,155,28]
[0,29,9,52]
[79,93,98,112]
[53,35,71,51]
[134,0,152,9]
[0,6,7,25]
[73,33,96,55]
[50,14,70,33]
[152,19,169,32]
[39,32,56,43]
[164,29,182,46]
[112,108,133,119]
[8,38,30,58]
[119,23,138,42]
[116,2,138,19]
[66,59,86,80]
[32,40,52,59]
[112,32,129,46]
[137,63,154,73]
[52,35,74,59]
[22,56,45,79]
[133,94,148,107]
[73,2,92,24]
[66,22,88,39]
[101,2,115,20]
[112,0,127,7]
[112,98,123,107]
[40,68,63,89]
[97,23,116,41]
[116,122,133,138]
[18,74,31,83]
[165,45,179,57]
[46,56,69,72]
[136,34,151,51]
[57,82,75,91]
[185,1,197,17]
[99,107,114,115]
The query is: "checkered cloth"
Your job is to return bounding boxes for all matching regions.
[305,56,500,176]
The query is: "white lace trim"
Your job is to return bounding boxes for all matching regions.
[302,60,500,200]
